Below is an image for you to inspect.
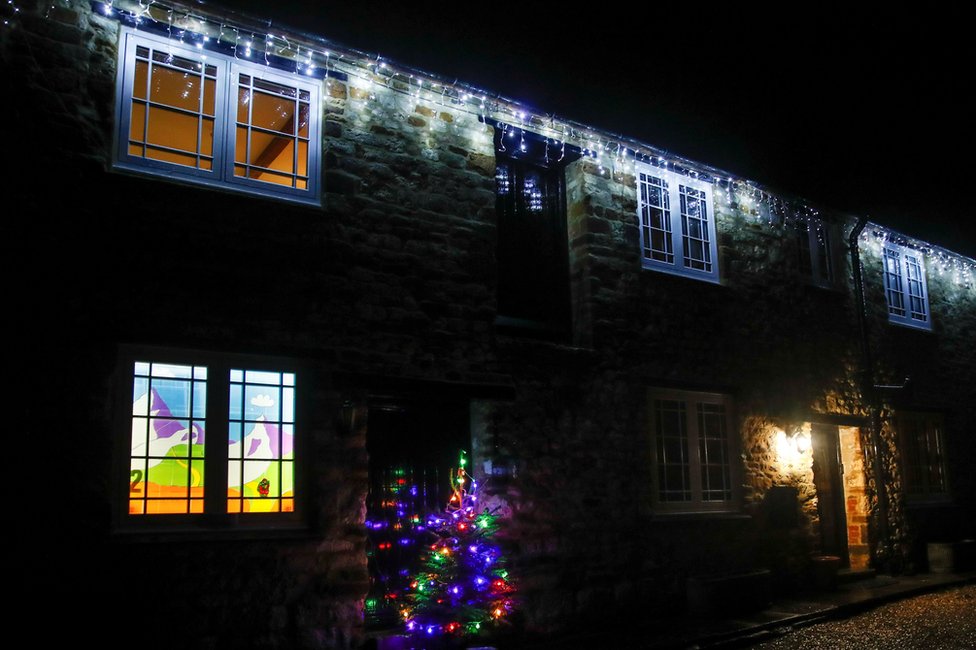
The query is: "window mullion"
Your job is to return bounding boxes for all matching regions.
[205,363,230,516]
[686,398,703,507]
[668,180,683,268]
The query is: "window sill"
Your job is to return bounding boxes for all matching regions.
[649,511,751,523]
[110,518,314,543]
[886,317,933,332]
[641,261,722,285]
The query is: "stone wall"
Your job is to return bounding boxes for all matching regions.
[9,1,976,646]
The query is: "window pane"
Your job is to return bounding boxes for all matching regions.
[639,174,673,264]
[655,399,690,502]
[146,106,200,153]
[233,73,309,190]
[150,63,202,112]
[698,403,731,502]
[125,43,214,171]
[129,361,206,516]
[251,88,297,135]
[228,368,296,513]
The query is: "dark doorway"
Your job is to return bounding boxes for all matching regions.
[811,423,850,567]
[364,398,470,629]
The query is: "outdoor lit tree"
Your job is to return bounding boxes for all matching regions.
[397,451,515,642]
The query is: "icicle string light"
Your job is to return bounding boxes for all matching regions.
[18,1,976,281]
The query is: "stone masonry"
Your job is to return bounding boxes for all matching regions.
[8,1,976,647]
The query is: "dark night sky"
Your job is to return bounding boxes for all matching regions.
[232,2,974,259]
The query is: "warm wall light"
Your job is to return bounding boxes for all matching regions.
[795,431,811,453]
[774,426,811,469]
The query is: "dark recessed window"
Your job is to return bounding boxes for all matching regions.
[493,125,580,335]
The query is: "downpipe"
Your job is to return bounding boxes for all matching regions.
[849,216,892,571]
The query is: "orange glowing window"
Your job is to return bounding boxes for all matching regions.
[115,28,321,204]
[127,46,217,171]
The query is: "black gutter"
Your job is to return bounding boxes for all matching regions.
[849,215,891,570]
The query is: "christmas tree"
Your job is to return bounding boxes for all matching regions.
[397,451,515,642]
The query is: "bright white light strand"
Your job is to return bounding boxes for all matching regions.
[16,0,976,283]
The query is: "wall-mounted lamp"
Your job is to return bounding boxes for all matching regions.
[774,426,812,468]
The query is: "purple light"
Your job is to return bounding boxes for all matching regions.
[451,586,460,595]
[469,545,478,553]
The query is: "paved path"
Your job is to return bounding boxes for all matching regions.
[751,584,976,649]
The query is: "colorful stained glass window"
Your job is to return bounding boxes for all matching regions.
[129,362,207,515]
[227,369,296,514]
[126,354,297,520]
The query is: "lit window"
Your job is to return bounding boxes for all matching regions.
[897,412,949,502]
[122,349,299,525]
[114,28,321,204]
[792,217,834,287]
[882,242,931,330]
[648,389,737,512]
[635,165,719,282]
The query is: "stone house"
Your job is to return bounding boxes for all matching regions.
[9,1,975,647]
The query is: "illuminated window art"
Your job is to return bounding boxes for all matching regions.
[227,369,296,514]
[129,362,208,515]
[128,358,296,517]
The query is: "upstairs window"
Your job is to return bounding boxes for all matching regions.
[897,412,949,502]
[882,242,931,330]
[648,389,737,512]
[635,164,719,283]
[114,28,321,204]
[792,217,834,287]
[493,125,580,335]
[120,347,300,528]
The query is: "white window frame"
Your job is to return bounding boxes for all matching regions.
[635,164,720,283]
[113,28,321,205]
[882,242,932,331]
[114,346,304,532]
[647,388,738,513]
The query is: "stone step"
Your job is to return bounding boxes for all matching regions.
[837,567,877,584]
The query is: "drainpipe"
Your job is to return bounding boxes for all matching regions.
[849,216,891,571]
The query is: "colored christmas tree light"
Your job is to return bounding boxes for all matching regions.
[397,451,515,641]
[365,466,434,628]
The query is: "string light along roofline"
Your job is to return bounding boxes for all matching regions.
[25,0,976,278]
